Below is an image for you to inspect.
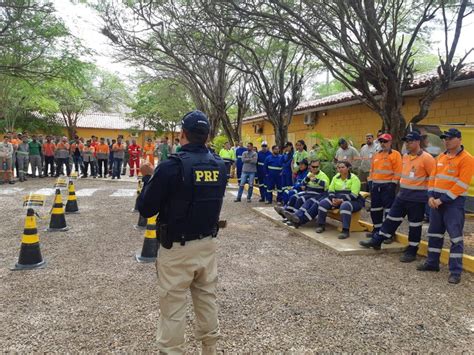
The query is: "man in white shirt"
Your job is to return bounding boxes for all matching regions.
[359,133,378,190]
[334,138,360,164]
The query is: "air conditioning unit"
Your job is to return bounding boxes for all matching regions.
[254,123,263,134]
[304,112,318,126]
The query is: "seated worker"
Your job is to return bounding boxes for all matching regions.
[316,161,365,239]
[274,160,329,226]
[281,159,309,205]
[277,160,329,218]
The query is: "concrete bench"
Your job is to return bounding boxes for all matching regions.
[326,192,369,232]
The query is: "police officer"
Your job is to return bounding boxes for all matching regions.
[417,128,474,284]
[360,131,436,262]
[137,111,227,354]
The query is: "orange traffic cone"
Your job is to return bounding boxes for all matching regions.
[65,180,79,213]
[47,188,70,232]
[12,208,46,270]
[135,215,159,263]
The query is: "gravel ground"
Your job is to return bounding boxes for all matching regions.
[1,178,473,353]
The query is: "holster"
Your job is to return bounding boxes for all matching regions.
[158,223,173,249]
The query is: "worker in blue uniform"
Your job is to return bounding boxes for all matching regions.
[281,142,294,194]
[235,142,246,184]
[417,128,474,284]
[278,160,330,227]
[257,142,271,202]
[281,158,308,205]
[137,110,227,354]
[264,145,283,204]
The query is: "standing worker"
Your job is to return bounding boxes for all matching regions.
[417,128,474,284]
[143,138,155,167]
[264,145,283,204]
[138,110,227,354]
[219,141,235,181]
[111,137,125,179]
[96,137,110,178]
[366,133,402,240]
[16,135,30,182]
[128,139,141,177]
[29,135,43,178]
[234,141,246,184]
[360,131,436,262]
[257,142,271,202]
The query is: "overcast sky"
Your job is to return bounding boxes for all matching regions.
[53,0,474,88]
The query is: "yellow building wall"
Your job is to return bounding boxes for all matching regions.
[242,85,474,148]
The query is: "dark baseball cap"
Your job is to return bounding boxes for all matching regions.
[181,111,210,135]
[440,128,462,139]
[402,131,422,141]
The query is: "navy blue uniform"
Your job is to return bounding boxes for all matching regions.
[138,144,227,245]
[264,154,283,203]
[257,150,271,200]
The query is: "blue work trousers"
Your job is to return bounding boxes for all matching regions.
[425,204,464,276]
[236,160,243,183]
[318,197,364,230]
[281,171,293,193]
[294,196,323,225]
[112,158,123,178]
[265,172,282,203]
[370,183,396,234]
[372,197,425,254]
[237,171,256,200]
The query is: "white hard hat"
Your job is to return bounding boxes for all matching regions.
[261,141,268,146]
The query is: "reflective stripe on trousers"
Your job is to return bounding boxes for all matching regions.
[371,197,425,253]
[425,204,464,275]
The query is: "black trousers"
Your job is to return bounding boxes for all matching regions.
[44,156,55,176]
[98,159,108,176]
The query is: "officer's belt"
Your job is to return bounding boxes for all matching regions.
[173,233,217,245]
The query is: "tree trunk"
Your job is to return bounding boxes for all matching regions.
[273,119,288,149]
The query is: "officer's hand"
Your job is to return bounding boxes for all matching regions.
[300,185,305,190]
[140,162,154,176]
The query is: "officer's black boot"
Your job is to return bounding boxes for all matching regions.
[315,225,325,233]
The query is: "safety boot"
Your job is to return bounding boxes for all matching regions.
[416,262,440,272]
[399,252,417,263]
[337,231,350,239]
[274,206,286,218]
[283,211,300,226]
[315,225,325,233]
[448,274,461,284]
[359,239,381,250]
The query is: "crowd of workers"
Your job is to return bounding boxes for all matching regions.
[227,129,473,284]
[0,132,181,183]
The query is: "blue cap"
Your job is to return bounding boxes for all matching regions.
[440,128,461,139]
[402,131,422,141]
[181,111,210,135]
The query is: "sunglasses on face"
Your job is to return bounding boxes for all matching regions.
[378,139,388,143]
[311,165,320,169]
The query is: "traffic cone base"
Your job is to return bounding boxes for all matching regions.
[135,216,158,263]
[65,180,79,213]
[12,208,46,270]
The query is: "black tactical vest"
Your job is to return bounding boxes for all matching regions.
[165,150,227,240]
